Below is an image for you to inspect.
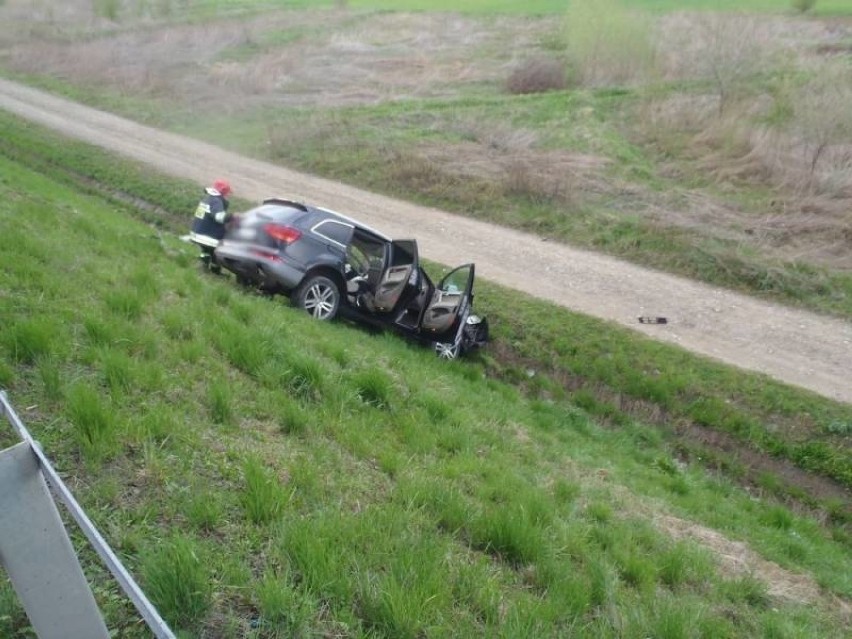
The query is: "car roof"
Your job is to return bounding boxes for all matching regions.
[262,198,392,242]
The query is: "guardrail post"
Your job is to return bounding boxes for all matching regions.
[0,441,110,639]
[1,391,176,639]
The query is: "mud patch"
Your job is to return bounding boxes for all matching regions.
[677,422,851,510]
[657,514,851,622]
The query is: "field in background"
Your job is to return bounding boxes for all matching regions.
[1,113,850,638]
[0,2,851,633]
[1,0,849,317]
[347,0,852,13]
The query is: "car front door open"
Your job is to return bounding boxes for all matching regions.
[420,264,474,335]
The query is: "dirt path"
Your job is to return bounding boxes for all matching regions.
[2,77,851,404]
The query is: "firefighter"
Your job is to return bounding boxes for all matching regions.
[189,179,232,273]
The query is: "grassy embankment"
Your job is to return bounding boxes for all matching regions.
[2,110,851,504]
[0,113,850,637]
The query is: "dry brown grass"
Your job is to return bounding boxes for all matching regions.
[650,14,852,183]
[657,515,826,606]
[657,14,782,113]
[0,7,550,108]
[634,14,852,269]
[505,57,566,95]
[562,0,657,87]
[638,100,852,268]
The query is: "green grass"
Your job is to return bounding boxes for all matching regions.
[66,382,117,459]
[242,457,288,524]
[350,368,394,409]
[2,317,62,365]
[140,535,211,630]
[0,114,850,637]
[208,379,234,425]
[476,276,852,491]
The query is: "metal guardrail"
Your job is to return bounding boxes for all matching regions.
[0,390,176,639]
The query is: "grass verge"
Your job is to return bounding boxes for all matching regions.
[0,110,849,636]
[1,107,849,501]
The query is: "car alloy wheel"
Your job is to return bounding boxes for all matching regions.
[434,341,461,360]
[297,275,340,320]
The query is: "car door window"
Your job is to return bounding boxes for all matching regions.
[373,240,418,312]
[312,220,354,247]
[347,230,387,283]
[438,265,470,295]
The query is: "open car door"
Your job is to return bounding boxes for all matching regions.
[421,264,474,336]
[373,240,418,313]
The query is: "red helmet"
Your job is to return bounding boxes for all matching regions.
[212,179,231,197]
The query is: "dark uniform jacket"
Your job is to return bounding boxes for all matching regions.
[190,188,231,247]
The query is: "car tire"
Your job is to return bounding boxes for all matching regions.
[294,275,340,320]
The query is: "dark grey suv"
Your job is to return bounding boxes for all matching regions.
[214,198,488,358]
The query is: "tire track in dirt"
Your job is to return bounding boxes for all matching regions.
[2,77,851,404]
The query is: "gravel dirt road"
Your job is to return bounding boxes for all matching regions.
[2,77,850,404]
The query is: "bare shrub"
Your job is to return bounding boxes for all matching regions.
[659,14,775,115]
[94,0,120,21]
[563,0,656,87]
[696,65,852,198]
[644,15,852,199]
[791,63,852,190]
[506,57,566,95]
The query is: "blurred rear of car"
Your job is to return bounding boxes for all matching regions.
[216,203,318,292]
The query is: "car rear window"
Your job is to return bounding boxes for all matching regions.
[249,204,305,222]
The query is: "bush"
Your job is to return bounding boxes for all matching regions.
[94,0,120,21]
[792,0,817,13]
[506,58,566,95]
[658,14,770,115]
[563,0,656,87]
[791,62,852,192]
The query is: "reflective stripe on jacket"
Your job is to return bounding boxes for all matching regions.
[190,188,230,243]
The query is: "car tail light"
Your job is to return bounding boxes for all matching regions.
[264,224,302,244]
